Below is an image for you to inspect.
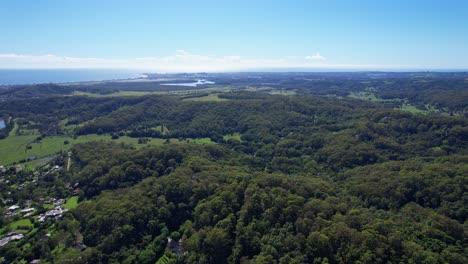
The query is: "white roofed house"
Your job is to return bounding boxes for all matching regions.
[0,232,24,247]
[8,205,20,211]
[38,206,68,222]
[20,208,35,214]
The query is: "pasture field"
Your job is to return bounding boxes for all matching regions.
[72,86,233,98]
[183,93,229,102]
[0,130,214,167]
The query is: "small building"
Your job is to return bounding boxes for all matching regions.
[8,205,20,211]
[55,199,65,206]
[38,206,68,222]
[20,208,35,214]
[0,232,24,246]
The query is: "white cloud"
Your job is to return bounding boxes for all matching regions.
[0,51,414,72]
[305,52,326,61]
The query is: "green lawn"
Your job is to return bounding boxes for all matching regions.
[10,219,33,230]
[0,219,33,235]
[63,196,79,210]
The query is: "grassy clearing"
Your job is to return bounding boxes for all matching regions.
[183,93,229,102]
[151,125,170,135]
[63,196,79,210]
[72,87,233,98]
[0,219,33,235]
[399,104,428,114]
[0,134,152,166]
[166,86,232,95]
[186,138,215,144]
[223,133,242,141]
[9,219,33,230]
[1,131,215,167]
[22,159,43,168]
[43,204,55,210]
[0,134,38,164]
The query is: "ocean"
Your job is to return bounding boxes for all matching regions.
[0,69,142,85]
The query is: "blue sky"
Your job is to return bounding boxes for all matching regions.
[0,0,467,71]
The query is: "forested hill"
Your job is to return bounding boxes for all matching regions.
[1,72,468,114]
[0,90,467,263]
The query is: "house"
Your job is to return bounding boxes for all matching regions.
[30,260,41,264]
[38,206,68,222]
[8,205,20,211]
[0,232,24,246]
[20,208,35,214]
[55,199,65,206]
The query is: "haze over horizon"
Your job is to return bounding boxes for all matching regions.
[1,0,467,72]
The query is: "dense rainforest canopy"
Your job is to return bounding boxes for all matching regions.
[0,73,467,263]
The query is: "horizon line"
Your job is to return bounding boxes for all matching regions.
[1,68,468,73]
